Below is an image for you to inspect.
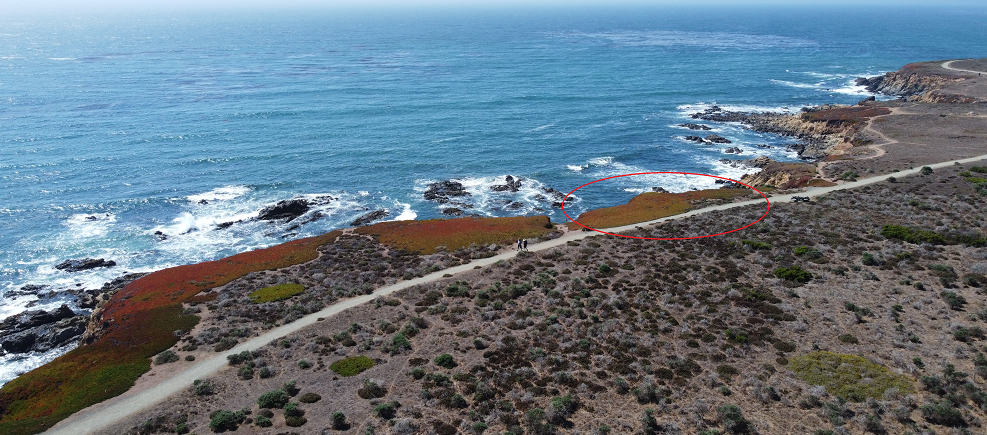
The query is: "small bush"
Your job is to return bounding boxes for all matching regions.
[331,411,348,430]
[285,416,308,427]
[284,380,300,396]
[237,366,254,380]
[840,171,859,181]
[249,283,305,303]
[741,240,771,250]
[434,353,457,369]
[880,224,946,245]
[213,337,238,352]
[257,390,290,409]
[940,290,966,310]
[718,405,752,434]
[789,351,914,401]
[299,392,322,403]
[374,402,398,419]
[254,415,272,427]
[298,360,312,369]
[259,366,275,378]
[358,378,388,399]
[154,350,179,365]
[194,380,213,396]
[920,166,933,175]
[209,410,245,433]
[920,400,964,426]
[329,355,375,376]
[838,334,859,344]
[774,266,812,284]
[284,402,304,417]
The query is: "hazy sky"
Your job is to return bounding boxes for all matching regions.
[4,0,984,14]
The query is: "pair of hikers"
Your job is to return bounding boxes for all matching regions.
[516,238,528,251]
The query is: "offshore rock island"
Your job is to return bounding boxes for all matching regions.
[2,59,987,435]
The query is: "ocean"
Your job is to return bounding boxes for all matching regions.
[2,4,986,384]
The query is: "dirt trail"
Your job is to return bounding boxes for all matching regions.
[44,152,987,435]
[942,60,987,75]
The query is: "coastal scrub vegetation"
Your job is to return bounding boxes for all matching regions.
[248,283,305,303]
[328,355,375,377]
[355,215,555,254]
[570,188,754,230]
[788,351,914,401]
[0,230,341,435]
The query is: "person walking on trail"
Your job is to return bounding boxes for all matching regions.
[517,239,523,250]
[523,239,528,251]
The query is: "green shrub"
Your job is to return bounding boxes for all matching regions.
[472,422,489,433]
[940,290,966,310]
[374,402,397,419]
[741,240,771,250]
[299,392,321,403]
[840,171,859,181]
[209,410,245,432]
[259,366,275,378]
[331,412,348,430]
[449,394,468,409]
[257,390,289,409]
[920,400,964,426]
[194,380,213,396]
[297,360,312,369]
[434,353,457,369]
[774,266,812,284]
[789,351,914,401]
[444,282,471,297]
[641,409,659,435]
[284,402,304,417]
[718,405,751,434]
[283,380,300,396]
[253,415,272,427]
[248,283,305,303]
[237,366,254,380]
[213,337,238,352]
[880,224,947,245]
[329,356,375,376]
[154,350,179,365]
[920,166,933,175]
[226,350,253,365]
[410,367,426,380]
[175,422,190,434]
[861,253,881,266]
[838,334,859,344]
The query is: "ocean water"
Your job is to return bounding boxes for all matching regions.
[2,4,986,383]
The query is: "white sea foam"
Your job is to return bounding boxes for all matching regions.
[48,57,77,61]
[187,185,251,202]
[527,123,555,132]
[0,341,79,386]
[431,136,465,144]
[676,102,800,115]
[64,213,116,239]
[770,79,825,89]
[567,165,586,172]
[392,202,417,221]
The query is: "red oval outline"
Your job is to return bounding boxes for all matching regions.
[561,172,770,240]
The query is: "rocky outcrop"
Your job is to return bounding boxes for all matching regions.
[79,273,150,345]
[856,72,969,103]
[257,199,311,222]
[490,175,523,192]
[705,134,731,144]
[0,305,87,354]
[684,135,706,143]
[679,123,712,130]
[54,258,116,272]
[423,180,471,203]
[724,147,743,154]
[739,158,819,189]
[351,210,389,226]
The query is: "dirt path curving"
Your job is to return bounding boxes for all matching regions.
[44,152,987,435]
[942,60,987,75]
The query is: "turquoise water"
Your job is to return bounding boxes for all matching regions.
[2,4,986,381]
